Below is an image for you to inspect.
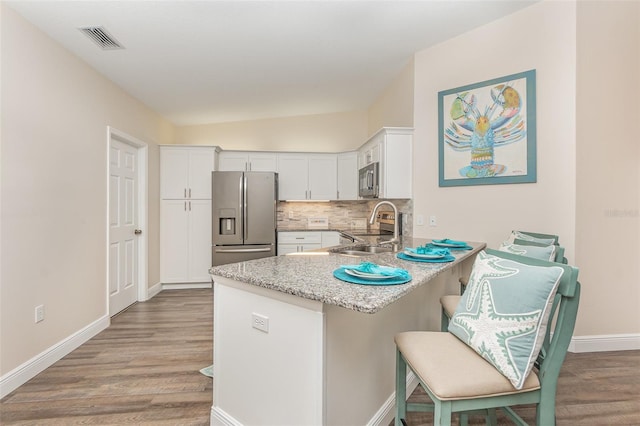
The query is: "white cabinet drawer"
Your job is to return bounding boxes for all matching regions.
[278,231,322,244]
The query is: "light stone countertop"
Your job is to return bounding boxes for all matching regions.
[209,237,485,314]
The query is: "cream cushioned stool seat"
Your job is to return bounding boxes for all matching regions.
[395,332,540,400]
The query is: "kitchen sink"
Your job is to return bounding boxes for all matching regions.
[338,250,375,256]
[335,245,395,256]
[354,246,394,253]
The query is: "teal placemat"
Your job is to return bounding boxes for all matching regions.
[396,252,456,263]
[333,268,411,286]
[427,243,472,251]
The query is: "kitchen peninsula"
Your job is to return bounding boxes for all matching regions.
[209,237,484,426]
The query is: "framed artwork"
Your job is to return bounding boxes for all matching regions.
[438,69,537,187]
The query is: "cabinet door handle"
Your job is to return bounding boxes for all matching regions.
[184,201,187,211]
[184,188,187,198]
[189,201,191,211]
[188,188,191,198]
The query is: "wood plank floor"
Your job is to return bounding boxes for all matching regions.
[1,289,213,425]
[2,288,639,425]
[399,348,640,425]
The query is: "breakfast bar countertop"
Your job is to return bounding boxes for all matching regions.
[209,237,485,314]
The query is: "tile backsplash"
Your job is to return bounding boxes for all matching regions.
[277,199,413,237]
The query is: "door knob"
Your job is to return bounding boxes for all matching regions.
[134,229,142,235]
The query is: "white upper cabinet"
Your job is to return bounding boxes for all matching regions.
[277,154,308,200]
[160,146,217,199]
[358,142,380,168]
[218,151,277,172]
[308,155,337,200]
[358,128,413,199]
[277,153,337,200]
[337,152,358,200]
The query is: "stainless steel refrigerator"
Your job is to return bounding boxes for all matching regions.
[211,171,278,266]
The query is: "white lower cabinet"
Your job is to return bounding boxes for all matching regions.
[277,231,321,254]
[160,199,212,283]
[277,231,340,255]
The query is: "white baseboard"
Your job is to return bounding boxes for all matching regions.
[569,333,640,353]
[367,371,419,426]
[145,281,163,300]
[211,406,243,426]
[0,314,110,399]
[209,371,418,426]
[162,282,212,290]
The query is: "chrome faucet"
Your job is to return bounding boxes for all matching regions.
[369,201,399,244]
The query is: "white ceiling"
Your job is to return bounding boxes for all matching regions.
[7,1,537,126]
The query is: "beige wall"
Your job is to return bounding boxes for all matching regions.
[412,1,576,252]
[0,5,173,375]
[175,110,368,152]
[367,58,415,135]
[411,0,640,338]
[575,1,639,335]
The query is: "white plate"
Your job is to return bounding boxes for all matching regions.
[344,269,398,280]
[431,241,467,248]
[403,249,446,259]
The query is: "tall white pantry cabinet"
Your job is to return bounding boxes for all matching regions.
[160,146,218,285]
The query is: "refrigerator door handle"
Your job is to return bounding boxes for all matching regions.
[243,174,248,241]
[214,247,272,253]
[237,173,244,241]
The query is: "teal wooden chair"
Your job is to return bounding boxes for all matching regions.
[510,230,559,245]
[441,240,567,331]
[397,249,580,426]
[512,238,567,265]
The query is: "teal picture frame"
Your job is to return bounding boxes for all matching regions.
[438,69,537,187]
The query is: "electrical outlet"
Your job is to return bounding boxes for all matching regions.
[35,305,44,323]
[251,312,269,333]
[429,215,437,226]
[416,215,424,226]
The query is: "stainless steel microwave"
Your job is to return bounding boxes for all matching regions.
[358,162,379,198]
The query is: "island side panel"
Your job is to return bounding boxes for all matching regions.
[212,277,325,426]
[323,268,461,426]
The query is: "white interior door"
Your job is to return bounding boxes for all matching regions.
[109,139,139,316]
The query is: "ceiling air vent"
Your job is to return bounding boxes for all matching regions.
[79,26,124,50]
